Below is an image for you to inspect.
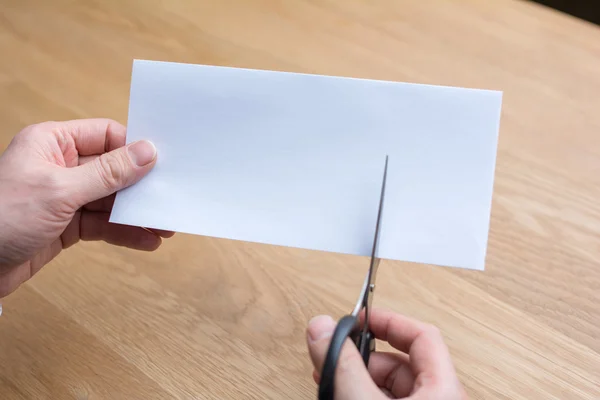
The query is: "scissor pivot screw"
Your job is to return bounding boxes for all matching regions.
[369,284,375,292]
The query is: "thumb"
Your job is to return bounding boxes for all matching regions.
[306,315,381,400]
[68,140,157,207]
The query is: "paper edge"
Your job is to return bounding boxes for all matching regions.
[131,58,504,96]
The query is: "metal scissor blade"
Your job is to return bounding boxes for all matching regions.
[352,155,389,317]
[370,154,388,264]
[359,154,388,347]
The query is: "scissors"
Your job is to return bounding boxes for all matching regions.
[318,155,388,400]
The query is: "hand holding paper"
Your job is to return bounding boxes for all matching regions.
[110,60,502,270]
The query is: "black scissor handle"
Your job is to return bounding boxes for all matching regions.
[318,314,375,400]
[318,315,358,400]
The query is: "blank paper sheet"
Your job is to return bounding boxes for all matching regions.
[110,60,502,270]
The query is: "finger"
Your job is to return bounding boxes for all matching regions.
[59,118,127,156]
[367,352,414,398]
[306,315,381,400]
[364,309,456,382]
[65,139,157,207]
[29,238,63,275]
[148,228,176,238]
[0,239,62,298]
[80,212,162,251]
[359,309,427,354]
[60,211,81,249]
[311,363,404,395]
[0,264,30,298]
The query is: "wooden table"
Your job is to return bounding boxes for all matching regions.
[1,0,599,398]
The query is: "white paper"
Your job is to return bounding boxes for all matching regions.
[110,60,502,270]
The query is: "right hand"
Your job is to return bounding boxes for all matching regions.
[306,308,468,399]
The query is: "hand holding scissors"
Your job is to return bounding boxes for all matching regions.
[305,156,467,400]
[317,155,388,399]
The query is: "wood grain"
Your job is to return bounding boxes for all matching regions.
[1,0,599,398]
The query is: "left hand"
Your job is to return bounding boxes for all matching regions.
[0,118,173,298]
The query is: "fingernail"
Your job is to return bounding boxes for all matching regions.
[128,140,156,166]
[307,315,336,342]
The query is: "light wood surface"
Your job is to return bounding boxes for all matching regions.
[1,0,600,398]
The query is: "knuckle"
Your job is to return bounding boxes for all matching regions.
[95,152,127,190]
[11,124,39,145]
[9,121,60,152]
[49,124,71,149]
[20,121,57,139]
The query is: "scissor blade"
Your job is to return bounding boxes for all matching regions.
[351,155,388,317]
[370,155,388,263]
[355,155,388,355]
